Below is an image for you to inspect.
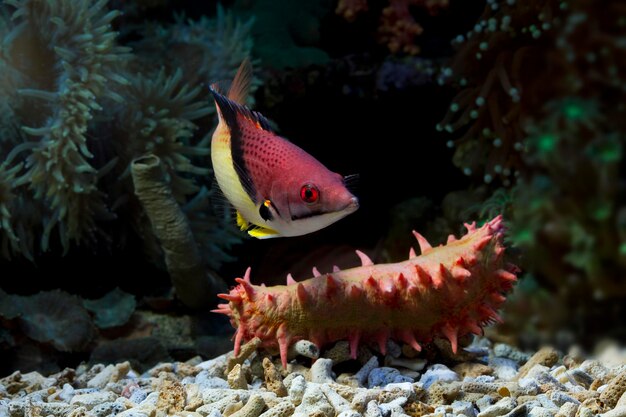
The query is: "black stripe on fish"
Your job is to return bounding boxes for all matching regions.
[209,87,274,203]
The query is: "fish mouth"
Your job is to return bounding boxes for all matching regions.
[290,197,359,221]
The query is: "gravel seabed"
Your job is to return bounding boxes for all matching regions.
[2,338,626,417]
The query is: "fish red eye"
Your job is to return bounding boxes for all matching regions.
[300,184,319,204]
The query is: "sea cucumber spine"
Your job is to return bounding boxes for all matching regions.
[214,215,518,367]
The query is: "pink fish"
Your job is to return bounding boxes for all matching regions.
[210,61,359,238]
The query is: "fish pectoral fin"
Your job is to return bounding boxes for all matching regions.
[236,211,249,231]
[248,226,280,239]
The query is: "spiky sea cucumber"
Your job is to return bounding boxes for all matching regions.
[214,216,518,367]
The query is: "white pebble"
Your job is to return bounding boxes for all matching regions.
[419,364,459,389]
[288,340,319,360]
[477,397,516,417]
[600,405,626,417]
[452,400,477,417]
[310,358,334,383]
[557,402,579,417]
[321,385,351,414]
[528,406,554,417]
[378,396,407,415]
[337,411,362,417]
[293,384,334,417]
[365,401,382,417]
[288,375,306,405]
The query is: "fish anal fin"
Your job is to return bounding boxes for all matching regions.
[236,211,249,231]
[248,226,279,239]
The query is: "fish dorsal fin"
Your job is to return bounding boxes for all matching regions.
[209,89,274,133]
[209,59,273,133]
[228,58,252,105]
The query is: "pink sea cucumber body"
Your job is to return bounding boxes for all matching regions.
[214,216,518,367]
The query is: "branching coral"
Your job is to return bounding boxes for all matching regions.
[336,0,449,55]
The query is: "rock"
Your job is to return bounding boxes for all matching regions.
[229,395,266,417]
[324,342,353,365]
[493,344,531,364]
[287,375,306,406]
[320,385,352,414]
[262,358,287,397]
[197,354,229,378]
[555,402,579,417]
[310,359,334,384]
[287,340,319,360]
[419,364,459,389]
[454,363,494,379]
[476,397,516,417]
[550,391,580,407]
[517,347,560,380]
[600,369,626,408]
[70,392,117,410]
[355,357,379,387]
[367,368,412,388]
[228,364,249,390]
[293,384,334,417]
[601,406,626,417]
[156,377,185,414]
[489,357,518,381]
[451,400,477,417]
[528,407,554,417]
[258,401,295,417]
[227,338,261,373]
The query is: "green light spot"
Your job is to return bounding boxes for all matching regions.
[514,229,533,245]
[620,243,626,256]
[564,103,584,120]
[537,134,556,153]
[592,204,611,221]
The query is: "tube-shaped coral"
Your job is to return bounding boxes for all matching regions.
[3,0,130,252]
[131,154,226,309]
[110,68,213,202]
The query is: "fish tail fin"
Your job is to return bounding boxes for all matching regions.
[227,58,253,105]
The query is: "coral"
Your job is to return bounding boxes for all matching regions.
[2,0,131,251]
[336,0,449,55]
[435,0,626,341]
[437,0,626,185]
[437,0,562,184]
[233,0,331,69]
[214,216,518,367]
[133,6,256,90]
[508,98,625,315]
[131,155,226,309]
[82,288,136,329]
[0,0,251,269]
[0,289,96,352]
